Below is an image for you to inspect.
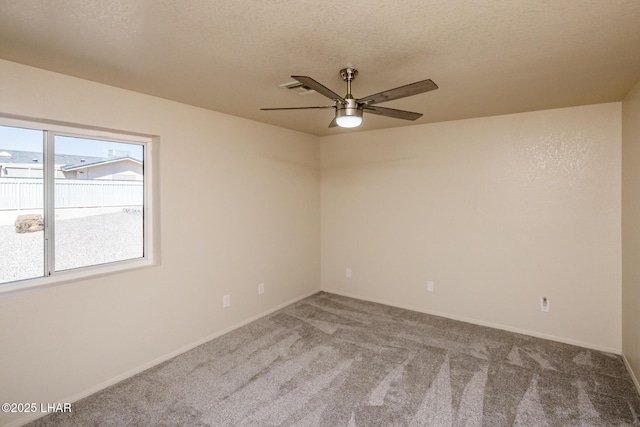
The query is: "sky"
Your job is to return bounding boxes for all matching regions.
[0,124,143,160]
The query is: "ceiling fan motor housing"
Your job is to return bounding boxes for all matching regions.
[336,97,363,117]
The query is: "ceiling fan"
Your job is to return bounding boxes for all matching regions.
[261,68,438,128]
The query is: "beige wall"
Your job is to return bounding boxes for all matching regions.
[321,103,622,352]
[0,60,321,426]
[622,80,640,389]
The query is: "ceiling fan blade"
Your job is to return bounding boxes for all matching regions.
[291,76,345,103]
[261,105,335,110]
[363,105,423,121]
[328,117,338,128]
[357,79,438,106]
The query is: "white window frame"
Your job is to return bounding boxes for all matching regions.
[0,114,156,294]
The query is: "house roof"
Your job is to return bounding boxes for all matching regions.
[0,150,104,166]
[61,156,142,171]
[0,1,639,136]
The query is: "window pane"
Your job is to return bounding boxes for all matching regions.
[54,135,144,271]
[0,125,45,284]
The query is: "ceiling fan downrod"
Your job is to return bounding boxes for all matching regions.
[336,68,363,127]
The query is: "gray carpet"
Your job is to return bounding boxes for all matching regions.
[30,292,640,426]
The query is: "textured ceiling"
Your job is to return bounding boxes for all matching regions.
[0,0,639,136]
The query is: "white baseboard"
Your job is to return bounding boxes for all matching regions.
[5,288,320,427]
[622,353,640,397]
[321,287,621,355]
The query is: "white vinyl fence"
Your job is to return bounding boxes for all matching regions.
[0,178,143,210]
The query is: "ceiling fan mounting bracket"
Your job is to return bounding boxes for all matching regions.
[340,68,358,83]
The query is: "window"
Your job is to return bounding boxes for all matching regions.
[0,117,152,289]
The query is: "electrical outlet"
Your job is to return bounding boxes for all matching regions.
[540,296,550,312]
[223,294,231,308]
[346,268,352,278]
[258,283,264,295]
[427,281,434,292]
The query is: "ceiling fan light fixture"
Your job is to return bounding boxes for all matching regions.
[335,114,363,128]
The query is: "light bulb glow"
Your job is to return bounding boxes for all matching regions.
[336,115,363,128]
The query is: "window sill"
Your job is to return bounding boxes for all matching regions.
[0,257,157,296]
